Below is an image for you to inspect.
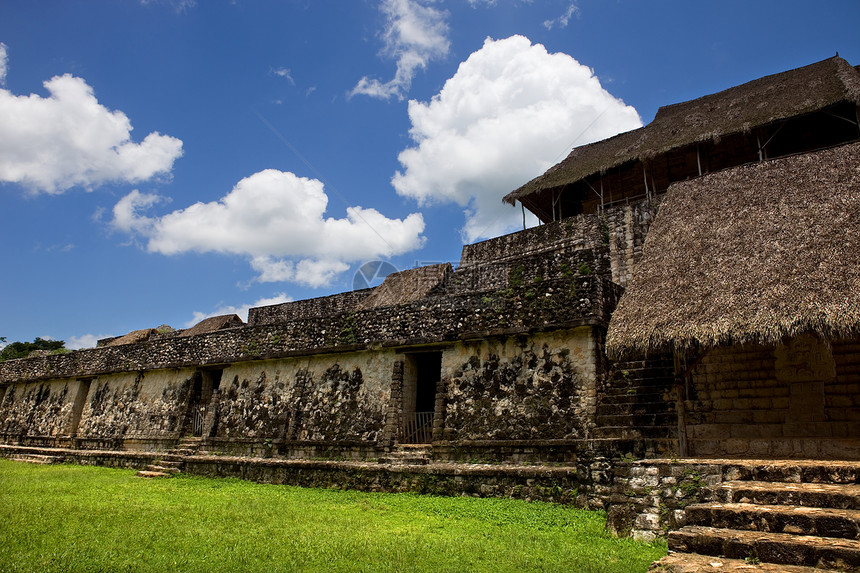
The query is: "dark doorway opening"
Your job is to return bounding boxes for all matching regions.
[185,368,223,437]
[400,352,441,444]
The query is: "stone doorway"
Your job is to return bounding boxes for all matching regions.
[400,352,441,444]
[184,368,223,437]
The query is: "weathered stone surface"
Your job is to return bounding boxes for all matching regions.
[77,370,193,440]
[686,502,860,539]
[650,552,843,572]
[669,526,860,569]
[443,329,597,442]
[0,379,74,437]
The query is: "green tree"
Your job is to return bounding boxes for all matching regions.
[0,337,67,361]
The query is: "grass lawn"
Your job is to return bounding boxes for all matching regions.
[0,459,665,572]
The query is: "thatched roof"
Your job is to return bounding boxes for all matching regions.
[356,264,452,311]
[605,142,860,358]
[505,56,860,206]
[101,328,157,347]
[179,314,244,338]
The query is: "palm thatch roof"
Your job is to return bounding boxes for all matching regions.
[179,314,244,338]
[504,55,860,206]
[356,264,452,310]
[101,328,157,347]
[606,141,860,358]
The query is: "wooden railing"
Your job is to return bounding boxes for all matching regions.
[400,411,434,444]
[190,405,206,437]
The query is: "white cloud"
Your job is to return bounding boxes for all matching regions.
[140,0,196,13]
[112,189,167,235]
[66,333,110,350]
[0,67,183,194]
[250,257,350,288]
[113,169,426,286]
[0,43,8,87]
[544,2,580,29]
[270,67,295,85]
[185,293,293,327]
[392,35,642,242]
[351,0,450,101]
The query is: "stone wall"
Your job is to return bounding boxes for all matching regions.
[453,214,610,295]
[248,289,374,326]
[606,459,725,541]
[0,378,77,438]
[460,214,604,267]
[77,369,194,441]
[0,280,610,387]
[0,325,612,462]
[440,328,599,444]
[0,216,623,461]
[215,350,392,445]
[604,199,659,287]
[683,337,860,459]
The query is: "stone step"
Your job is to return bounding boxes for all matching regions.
[605,378,673,390]
[649,551,846,572]
[136,470,172,478]
[607,380,673,391]
[177,439,202,449]
[592,425,678,440]
[596,402,675,416]
[585,438,679,459]
[595,412,678,427]
[668,525,860,569]
[724,462,860,485]
[610,367,673,376]
[145,464,181,475]
[379,446,432,465]
[599,391,669,405]
[156,460,184,468]
[378,456,430,466]
[611,359,674,370]
[686,502,860,539]
[11,454,64,464]
[610,364,674,376]
[714,481,860,510]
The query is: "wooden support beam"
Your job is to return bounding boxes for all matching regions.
[642,163,651,202]
[696,144,702,176]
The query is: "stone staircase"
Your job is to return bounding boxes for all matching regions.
[171,436,204,456]
[11,453,64,465]
[378,445,432,466]
[136,437,203,478]
[660,462,860,571]
[592,357,678,456]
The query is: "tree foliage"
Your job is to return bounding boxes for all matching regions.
[0,337,67,361]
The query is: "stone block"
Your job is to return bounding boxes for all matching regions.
[723,439,750,455]
[634,512,660,530]
[632,529,657,543]
[752,410,785,424]
[715,411,754,424]
[687,424,727,441]
[828,395,855,408]
[691,439,717,456]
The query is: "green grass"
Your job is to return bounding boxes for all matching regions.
[0,459,665,572]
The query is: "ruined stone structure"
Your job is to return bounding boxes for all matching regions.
[2,56,860,569]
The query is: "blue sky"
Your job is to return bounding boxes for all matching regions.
[0,0,857,349]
